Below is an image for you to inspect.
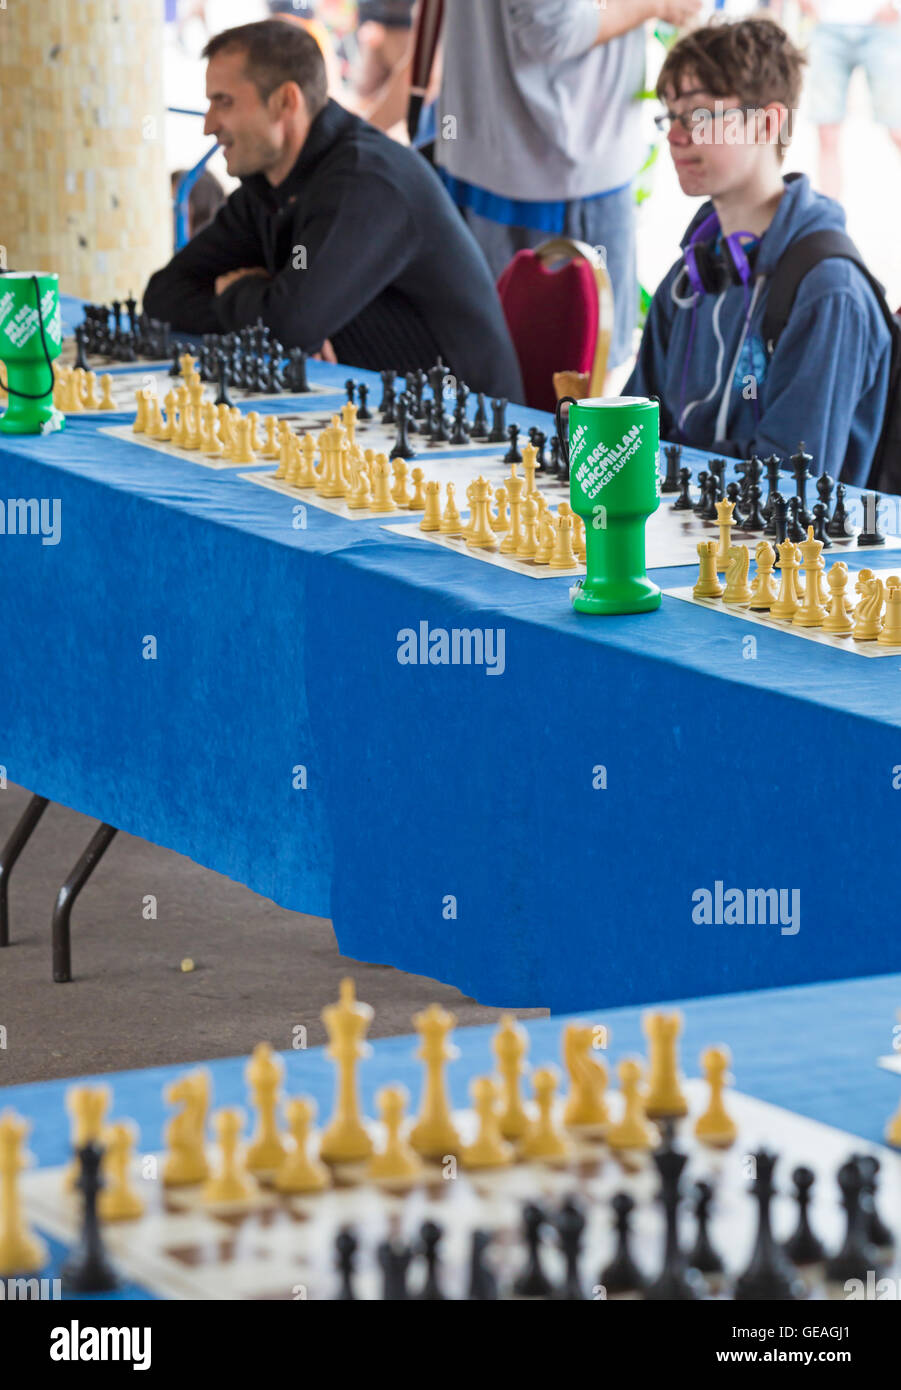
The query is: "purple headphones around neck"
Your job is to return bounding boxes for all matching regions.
[683,211,758,296]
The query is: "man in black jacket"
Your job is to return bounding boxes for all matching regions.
[143,20,524,402]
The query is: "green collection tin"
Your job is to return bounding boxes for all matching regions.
[556,395,661,615]
[0,271,63,435]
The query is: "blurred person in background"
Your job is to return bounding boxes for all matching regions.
[799,0,901,199]
[170,167,227,239]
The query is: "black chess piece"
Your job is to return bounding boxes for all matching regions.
[740,482,766,532]
[430,392,449,443]
[378,1238,413,1300]
[265,353,284,394]
[73,324,90,372]
[853,1154,894,1251]
[599,1193,646,1295]
[734,1151,805,1301]
[61,1143,119,1294]
[504,423,522,465]
[455,380,470,418]
[782,1166,825,1266]
[421,399,435,440]
[644,1141,704,1300]
[450,403,470,446]
[214,358,234,409]
[344,378,356,406]
[357,382,372,421]
[688,1181,724,1277]
[763,454,781,521]
[335,1226,358,1300]
[378,368,396,415]
[693,470,709,515]
[816,472,835,525]
[673,467,693,511]
[790,442,814,526]
[427,361,447,405]
[555,1197,585,1301]
[125,293,138,337]
[530,427,549,472]
[699,472,718,522]
[661,443,683,493]
[381,383,397,426]
[709,457,727,503]
[488,398,508,445]
[287,346,309,394]
[418,1220,445,1300]
[725,481,745,527]
[111,298,122,332]
[470,393,489,440]
[558,434,571,483]
[825,1158,884,1285]
[827,481,849,538]
[513,1203,554,1298]
[389,394,416,461]
[468,1230,497,1300]
[857,493,886,547]
[769,492,788,549]
[786,495,805,543]
[812,502,833,549]
[549,434,562,480]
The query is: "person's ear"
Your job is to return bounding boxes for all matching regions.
[759,102,788,150]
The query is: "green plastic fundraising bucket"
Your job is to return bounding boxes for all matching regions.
[0,271,63,435]
[556,395,661,615]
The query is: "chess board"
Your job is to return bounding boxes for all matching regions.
[71,367,331,415]
[666,566,901,658]
[274,404,516,458]
[20,1081,901,1300]
[99,424,277,471]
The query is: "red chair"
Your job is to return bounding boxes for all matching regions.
[496,238,614,413]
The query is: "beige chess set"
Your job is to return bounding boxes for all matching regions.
[3,980,901,1299]
[668,499,901,656]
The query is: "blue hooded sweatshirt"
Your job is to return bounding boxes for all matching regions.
[625,173,892,485]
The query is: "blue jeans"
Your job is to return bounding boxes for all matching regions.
[460,185,638,370]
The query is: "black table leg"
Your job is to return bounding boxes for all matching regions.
[0,794,49,947]
[52,822,118,982]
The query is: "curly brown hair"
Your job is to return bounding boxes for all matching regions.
[657,18,806,161]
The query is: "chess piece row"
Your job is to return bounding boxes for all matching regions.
[53,365,115,413]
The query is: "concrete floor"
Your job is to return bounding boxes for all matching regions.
[0,783,545,1087]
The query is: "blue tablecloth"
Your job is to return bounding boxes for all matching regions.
[2,295,901,1010]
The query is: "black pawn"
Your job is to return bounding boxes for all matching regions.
[73,324,90,372]
[450,404,470,446]
[61,1143,119,1294]
[344,378,356,406]
[644,1142,703,1301]
[599,1193,645,1295]
[549,434,562,480]
[513,1203,554,1298]
[488,398,508,445]
[770,492,788,549]
[709,457,727,503]
[816,472,835,525]
[378,369,396,415]
[214,358,234,409]
[389,394,416,461]
[825,1158,884,1285]
[791,442,814,526]
[661,443,683,493]
[688,1181,724,1276]
[740,482,765,532]
[693,470,709,515]
[812,502,833,549]
[726,481,745,527]
[530,427,549,472]
[430,392,449,443]
[827,482,849,538]
[734,1151,805,1301]
[378,1238,413,1300]
[335,1226,358,1300]
[555,1197,585,1301]
[357,382,372,421]
[288,347,310,394]
[763,454,781,521]
[857,493,886,547]
[853,1154,894,1251]
[470,393,488,440]
[504,423,522,465]
[169,340,183,378]
[783,1166,825,1266]
[699,472,719,522]
[418,1220,445,1300]
[381,382,397,426]
[786,495,805,543]
[673,467,693,511]
[468,1230,497,1301]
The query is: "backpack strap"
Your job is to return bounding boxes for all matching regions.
[761,230,891,354]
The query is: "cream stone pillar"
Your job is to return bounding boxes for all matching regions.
[0,0,171,302]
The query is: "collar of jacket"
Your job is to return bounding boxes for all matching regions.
[241,99,356,211]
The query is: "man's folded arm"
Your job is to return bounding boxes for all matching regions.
[214,172,417,349]
[143,193,264,332]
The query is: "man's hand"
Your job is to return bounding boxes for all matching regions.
[214,266,270,296]
[655,0,703,24]
[312,339,337,364]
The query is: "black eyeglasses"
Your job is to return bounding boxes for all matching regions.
[654,106,751,136]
